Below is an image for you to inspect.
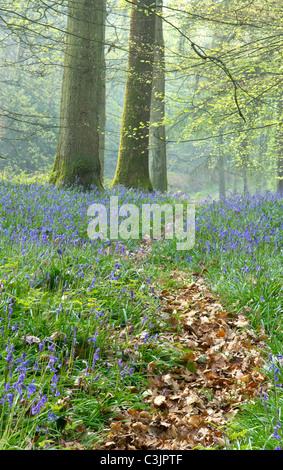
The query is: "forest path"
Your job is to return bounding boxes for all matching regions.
[92,272,268,450]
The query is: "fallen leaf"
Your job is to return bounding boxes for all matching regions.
[49,331,67,341]
[132,422,148,433]
[110,421,122,434]
[22,335,41,344]
[186,414,204,428]
[92,270,268,451]
[185,392,199,406]
[153,395,167,409]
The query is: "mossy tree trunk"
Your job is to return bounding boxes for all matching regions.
[149,0,167,193]
[112,0,156,191]
[50,0,105,190]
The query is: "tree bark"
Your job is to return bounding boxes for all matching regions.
[50,0,104,190]
[112,0,156,191]
[149,0,167,193]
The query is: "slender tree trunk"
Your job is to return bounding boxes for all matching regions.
[113,0,156,191]
[149,0,167,193]
[218,132,226,198]
[240,130,249,194]
[256,132,265,192]
[277,155,283,192]
[50,0,104,190]
[242,167,248,194]
[232,174,238,194]
[277,99,283,192]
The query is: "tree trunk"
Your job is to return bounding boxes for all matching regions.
[50,0,104,190]
[278,154,283,192]
[232,174,238,194]
[277,99,283,193]
[99,2,107,181]
[242,167,248,194]
[112,0,156,191]
[218,132,226,198]
[149,0,167,193]
[240,131,249,194]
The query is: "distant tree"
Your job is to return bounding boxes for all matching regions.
[276,99,283,193]
[99,1,107,181]
[149,0,167,192]
[113,0,156,191]
[218,132,226,198]
[162,0,283,194]
[0,1,65,174]
[50,0,105,190]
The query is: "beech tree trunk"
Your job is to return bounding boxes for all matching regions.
[50,0,104,190]
[113,0,156,191]
[149,0,167,193]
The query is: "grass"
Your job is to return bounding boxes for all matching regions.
[0,173,282,449]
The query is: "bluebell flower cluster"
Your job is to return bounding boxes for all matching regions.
[195,192,283,257]
[0,178,282,449]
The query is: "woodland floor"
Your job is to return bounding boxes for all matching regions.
[90,272,269,451]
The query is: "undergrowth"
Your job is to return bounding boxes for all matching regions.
[0,174,282,449]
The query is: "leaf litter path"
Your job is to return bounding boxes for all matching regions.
[93,272,268,450]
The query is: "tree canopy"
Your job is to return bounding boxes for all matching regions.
[0,0,282,194]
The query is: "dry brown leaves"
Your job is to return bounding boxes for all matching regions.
[93,273,269,450]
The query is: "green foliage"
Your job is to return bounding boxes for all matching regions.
[2,0,282,195]
[164,0,283,194]
[0,0,65,174]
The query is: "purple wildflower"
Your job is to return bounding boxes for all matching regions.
[88,333,98,345]
[6,393,14,408]
[5,342,14,364]
[31,394,47,415]
[47,411,58,422]
[27,380,36,398]
[92,348,100,368]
